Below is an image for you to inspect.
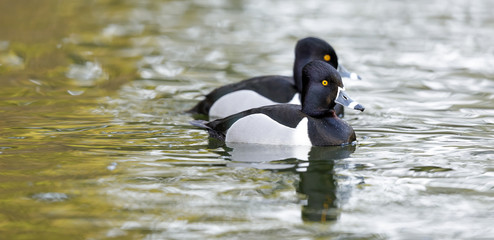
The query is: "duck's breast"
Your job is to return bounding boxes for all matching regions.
[307,117,356,146]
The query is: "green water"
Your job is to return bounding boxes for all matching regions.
[1,0,494,239]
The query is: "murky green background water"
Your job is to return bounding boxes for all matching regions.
[1,0,493,239]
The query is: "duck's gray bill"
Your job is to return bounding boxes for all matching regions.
[337,64,362,81]
[335,88,365,112]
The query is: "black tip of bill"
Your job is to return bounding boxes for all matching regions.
[352,103,365,112]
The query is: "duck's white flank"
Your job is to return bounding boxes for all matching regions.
[209,90,300,119]
[225,113,312,146]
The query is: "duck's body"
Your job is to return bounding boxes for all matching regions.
[192,60,364,146]
[188,37,359,119]
[194,104,355,146]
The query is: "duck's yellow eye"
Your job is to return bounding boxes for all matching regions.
[324,54,331,61]
[322,80,329,86]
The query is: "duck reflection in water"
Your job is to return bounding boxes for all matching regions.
[298,146,355,222]
[224,143,356,223]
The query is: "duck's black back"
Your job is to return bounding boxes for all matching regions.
[189,75,297,115]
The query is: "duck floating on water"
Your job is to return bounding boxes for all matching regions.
[191,60,364,146]
[188,37,361,119]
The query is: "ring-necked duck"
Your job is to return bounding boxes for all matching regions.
[188,37,360,119]
[191,60,364,146]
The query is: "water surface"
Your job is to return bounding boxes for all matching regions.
[1,0,493,239]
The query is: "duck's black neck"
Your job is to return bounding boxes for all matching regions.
[301,97,337,118]
[301,108,337,118]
